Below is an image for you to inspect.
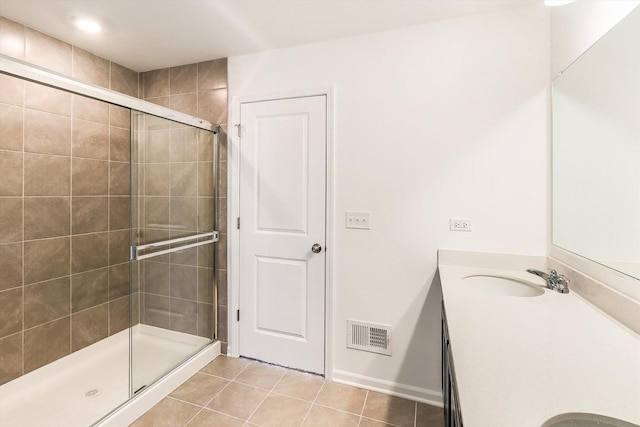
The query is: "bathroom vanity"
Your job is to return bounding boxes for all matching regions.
[438,250,640,427]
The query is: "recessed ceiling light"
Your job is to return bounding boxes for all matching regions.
[75,18,102,33]
[544,0,577,6]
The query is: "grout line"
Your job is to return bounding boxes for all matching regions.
[299,374,326,426]
[357,390,369,427]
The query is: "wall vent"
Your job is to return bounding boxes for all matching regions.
[346,320,392,356]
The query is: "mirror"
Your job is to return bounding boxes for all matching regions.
[552,7,640,279]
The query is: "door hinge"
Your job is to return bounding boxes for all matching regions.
[237,310,240,321]
[235,124,241,138]
[237,217,240,229]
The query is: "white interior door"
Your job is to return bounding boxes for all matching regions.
[238,95,327,374]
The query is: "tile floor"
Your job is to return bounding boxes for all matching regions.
[131,356,445,427]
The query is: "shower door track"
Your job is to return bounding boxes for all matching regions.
[0,53,216,131]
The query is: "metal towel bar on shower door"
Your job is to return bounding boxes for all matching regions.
[129,231,219,261]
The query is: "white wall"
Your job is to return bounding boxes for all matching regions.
[550,0,640,78]
[228,5,549,402]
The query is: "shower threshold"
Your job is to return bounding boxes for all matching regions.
[0,324,212,427]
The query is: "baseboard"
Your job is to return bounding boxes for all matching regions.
[331,369,443,407]
[95,341,221,426]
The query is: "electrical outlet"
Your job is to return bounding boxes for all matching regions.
[450,218,472,232]
[346,211,371,229]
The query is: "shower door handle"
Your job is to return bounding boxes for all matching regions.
[130,231,219,261]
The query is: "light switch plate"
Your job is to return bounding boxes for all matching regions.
[346,211,371,229]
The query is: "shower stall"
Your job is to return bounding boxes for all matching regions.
[0,54,220,426]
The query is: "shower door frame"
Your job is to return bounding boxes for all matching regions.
[0,53,213,131]
[0,53,223,425]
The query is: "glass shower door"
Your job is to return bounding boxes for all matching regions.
[129,112,217,393]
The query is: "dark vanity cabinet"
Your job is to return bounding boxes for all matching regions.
[442,303,463,427]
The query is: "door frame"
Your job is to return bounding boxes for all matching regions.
[228,87,335,379]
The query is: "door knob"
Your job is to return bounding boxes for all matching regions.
[311,243,322,253]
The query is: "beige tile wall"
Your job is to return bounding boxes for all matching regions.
[0,16,139,385]
[140,60,228,352]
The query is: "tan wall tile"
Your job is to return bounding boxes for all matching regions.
[145,130,170,163]
[24,154,71,196]
[170,197,197,231]
[24,109,72,156]
[109,162,130,195]
[147,96,170,108]
[109,229,130,265]
[0,288,23,338]
[170,93,198,117]
[0,243,22,291]
[109,105,130,129]
[143,261,170,295]
[170,63,197,95]
[170,164,197,196]
[72,47,110,88]
[72,197,109,234]
[198,88,227,125]
[71,303,108,351]
[24,237,70,284]
[25,28,71,75]
[109,196,129,230]
[197,302,213,338]
[109,295,130,334]
[71,267,109,312]
[110,63,139,98]
[0,198,23,243]
[0,17,25,59]
[25,81,72,116]
[24,316,70,373]
[72,158,108,196]
[24,197,70,240]
[24,277,70,329]
[0,333,23,385]
[73,95,109,124]
[169,265,197,300]
[71,232,108,273]
[0,74,24,106]
[0,151,23,196]
[72,119,109,160]
[109,262,129,301]
[0,103,24,151]
[170,298,197,334]
[110,127,130,162]
[143,294,170,328]
[198,58,227,91]
[142,68,170,98]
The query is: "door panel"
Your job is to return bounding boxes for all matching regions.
[239,96,326,374]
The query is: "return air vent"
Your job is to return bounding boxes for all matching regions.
[346,320,392,356]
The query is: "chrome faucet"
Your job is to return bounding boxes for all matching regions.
[526,269,570,294]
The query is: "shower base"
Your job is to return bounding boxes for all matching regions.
[0,324,217,427]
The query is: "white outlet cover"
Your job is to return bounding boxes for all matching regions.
[346,211,371,230]
[450,218,472,231]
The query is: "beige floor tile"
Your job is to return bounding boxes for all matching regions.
[273,370,325,401]
[207,381,268,420]
[200,355,252,379]
[361,391,416,427]
[169,372,229,406]
[130,397,200,427]
[236,361,286,390]
[359,418,396,427]
[249,393,311,427]
[416,402,445,427]
[186,409,245,427]
[314,381,367,415]
[301,405,359,427]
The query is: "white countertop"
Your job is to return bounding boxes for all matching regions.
[438,250,640,427]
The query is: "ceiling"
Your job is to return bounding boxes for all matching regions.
[0,0,534,72]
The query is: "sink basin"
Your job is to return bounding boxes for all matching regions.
[463,275,544,297]
[542,413,639,427]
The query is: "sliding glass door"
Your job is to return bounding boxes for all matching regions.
[129,112,217,393]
